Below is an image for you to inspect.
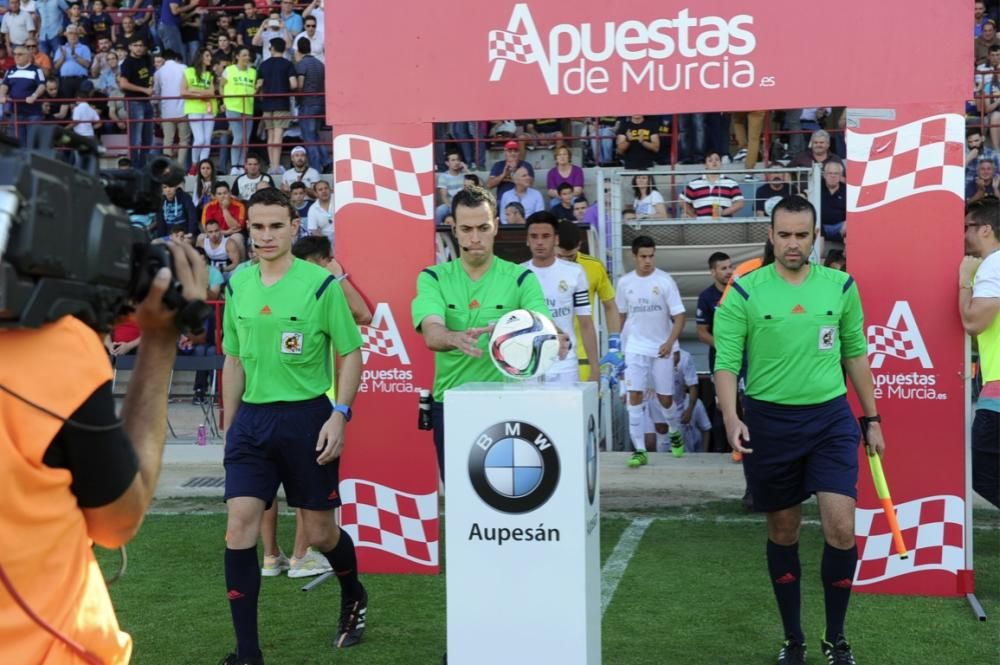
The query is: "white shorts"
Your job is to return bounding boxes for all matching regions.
[540,365,579,385]
[624,352,674,396]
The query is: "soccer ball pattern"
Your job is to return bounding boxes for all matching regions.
[489,309,559,379]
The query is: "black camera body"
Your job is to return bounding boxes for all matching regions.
[0,129,207,332]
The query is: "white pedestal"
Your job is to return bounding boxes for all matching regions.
[445,382,601,665]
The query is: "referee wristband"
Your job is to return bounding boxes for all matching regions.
[335,273,349,282]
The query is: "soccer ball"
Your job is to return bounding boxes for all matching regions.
[489,309,560,379]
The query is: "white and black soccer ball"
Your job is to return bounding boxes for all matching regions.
[489,309,559,379]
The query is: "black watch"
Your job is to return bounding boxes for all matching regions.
[859,415,882,426]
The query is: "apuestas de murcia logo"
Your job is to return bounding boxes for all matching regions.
[866,301,943,401]
[358,303,417,394]
[488,4,765,96]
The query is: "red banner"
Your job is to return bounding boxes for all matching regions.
[332,123,440,574]
[846,105,969,596]
[328,1,969,124]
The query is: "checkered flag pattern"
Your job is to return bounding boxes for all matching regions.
[845,113,965,212]
[339,479,439,566]
[333,134,434,220]
[361,325,398,360]
[866,324,919,360]
[488,29,537,64]
[854,494,965,586]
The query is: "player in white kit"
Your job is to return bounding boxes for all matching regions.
[659,347,712,454]
[616,235,686,467]
[522,212,600,383]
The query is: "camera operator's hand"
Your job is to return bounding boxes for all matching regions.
[134,242,208,339]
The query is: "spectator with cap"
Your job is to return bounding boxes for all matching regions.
[257,36,297,174]
[294,36,328,171]
[486,139,534,200]
[252,11,292,61]
[154,49,190,169]
[281,144,321,197]
[53,24,92,99]
[0,42,44,145]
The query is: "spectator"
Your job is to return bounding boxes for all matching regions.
[154,49,190,167]
[616,114,659,170]
[754,167,793,217]
[69,79,100,140]
[158,0,194,56]
[278,0,302,35]
[305,178,333,245]
[820,161,847,241]
[680,151,745,218]
[256,37,296,174]
[236,0,264,52]
[24,38,49,76]
[62,3,90,47]
[653,114,673,165]
[435,148,466,223]
[967,129,999,188]
[289,10,321,59]
[0,43,45,144]
[976,1,990,37]
[34,0,65,57]
[587,115,618,166]
[214,32,237,62]
[39,74,69,121]
[86,0,113,44]
[294,36,328,171]
[464,173,480,188]
[302,0,324,35]
[976,45,1000,149]
[504,200,525,225]
[93,47,120,93]
[621,206,637,224]
[731,111,765,178]
[574,196,590,222]
[89,35,112,77]
[155,181,198,237]
[499,165,544,218]
[976,19,999,65]
[183,46,216,167]
[1,0,36,50]
[968,159,1000,203]
[233,153,275,199]
[790,129,843,190]
[552,182,576,222]
[281,144,321,195]
[199,180,247,257]
[53,24,91,99]
[524,118,563,148]
[221,45,256,174]
[486,140,534,200]
[199,219,241,273]
[252,12,291,60]
[114,13,152,51]
[632,173,667,219]
[289,180,312,229]
[545,144,584,204]
[117,35,153,167]
[798,108,830,134]
[193,157,217,210]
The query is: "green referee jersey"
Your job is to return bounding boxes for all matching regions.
[411,256,549,402]
[713,264,866,405]
[223,258,363,404]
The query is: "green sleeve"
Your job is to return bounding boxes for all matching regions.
[518,270,551,317]
[839,278,866,358]
[411,269,446,331]
[322,279,364,357]
[713,289,748,375]
[222,283,240,356]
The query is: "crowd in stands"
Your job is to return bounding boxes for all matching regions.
[0,0,329,175]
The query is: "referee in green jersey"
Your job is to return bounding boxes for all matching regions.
[219,188,367,665]
[411,185,552,478]
[713,196,886,665]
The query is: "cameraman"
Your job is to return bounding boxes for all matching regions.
[0,241,208,664]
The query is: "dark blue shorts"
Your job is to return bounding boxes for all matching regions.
[224,395,341,510]
[742,395,860,513]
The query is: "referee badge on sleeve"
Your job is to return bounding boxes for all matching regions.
[818,326,837,350]
[281,331,304,354]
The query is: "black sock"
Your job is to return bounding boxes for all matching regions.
[822,542,858,641]
[323,530,364,599]
[225,546,261,659]
[767,539,804,643]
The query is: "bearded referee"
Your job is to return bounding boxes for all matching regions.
[713,197,885,665]
[220,188,367,664]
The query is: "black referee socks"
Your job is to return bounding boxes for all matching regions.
[767,539,804,643]
[821,542,858,641]
[323,530,364,599]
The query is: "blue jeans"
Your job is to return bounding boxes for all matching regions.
[211,132,231,173]
[127,99,154,168]
[450,121,482,168]
[38,35,62,57]
[225,109,249,170]
[679,113,706,163]
[159,22,183,55]
[12,112,43,147]
[298,105,329,169]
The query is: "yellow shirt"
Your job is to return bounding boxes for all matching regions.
[572,252,615,378]
[183,66,215,115]
[222,64,257,116]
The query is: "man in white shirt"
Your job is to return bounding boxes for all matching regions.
[1,0,36,49]
[306,179,334,248]
[233,154,277,200]
[615,234,686,468]
[521,211,599,383]
[281,145,321,197]
[294,15,323,62]
[153,49,190,167]
[498,166,544,218]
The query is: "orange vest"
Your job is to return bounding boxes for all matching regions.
[719,257,765,306]
[0,316,131,664]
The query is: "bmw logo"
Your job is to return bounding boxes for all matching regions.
[586,415,597,505]
[468,421,560,514]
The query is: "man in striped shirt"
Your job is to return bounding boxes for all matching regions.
[680,151,745,219]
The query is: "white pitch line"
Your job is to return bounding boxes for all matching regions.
[601,517,653,616]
